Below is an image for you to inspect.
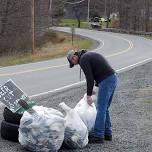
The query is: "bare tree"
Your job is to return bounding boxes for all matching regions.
[0,0,22,36]
[144,0,151,32]
[0,0,51,55]
[51,0,64,25]
[116,0,152,32]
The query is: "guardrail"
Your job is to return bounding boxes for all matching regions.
[103,28,152,36]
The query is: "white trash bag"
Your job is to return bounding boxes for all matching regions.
[19,106,65,152]
[74,93,97,131]
[59,102,88,149]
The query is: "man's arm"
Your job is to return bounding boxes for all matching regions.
[80,58,94,96]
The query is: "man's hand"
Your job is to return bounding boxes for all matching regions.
[87,96,93,106]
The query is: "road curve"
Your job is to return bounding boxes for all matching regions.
[0,27,152,96]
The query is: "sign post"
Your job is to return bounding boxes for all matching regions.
[0,80,29,113]
[71,25,75,45]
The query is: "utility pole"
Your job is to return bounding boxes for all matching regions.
[48,0,52,29]
[87,0,90,27]
[104,0,109,28]
[50,0,54,26]
[32,0,35,54]
[104,0,107,19]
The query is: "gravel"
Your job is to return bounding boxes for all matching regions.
[0,61,152,152]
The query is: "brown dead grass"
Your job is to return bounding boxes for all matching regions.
[0,31,94,66]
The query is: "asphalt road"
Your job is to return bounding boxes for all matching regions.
[0,27,152,97]
[0,59,151,152]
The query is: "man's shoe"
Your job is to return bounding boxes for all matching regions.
[89,135,104,144]
[104,135,112,141]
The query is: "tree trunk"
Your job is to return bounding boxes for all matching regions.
[0,0,9,36]
[73,7,81,28]
[78,19,81,28]
[145,0,150,32]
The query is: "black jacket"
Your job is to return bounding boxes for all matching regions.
[78,51,115,96]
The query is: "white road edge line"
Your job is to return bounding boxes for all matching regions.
[30,57,152,98]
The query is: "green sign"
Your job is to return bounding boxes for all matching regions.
[0,80,29,113]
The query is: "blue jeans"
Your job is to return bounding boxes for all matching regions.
[94,74,118,138]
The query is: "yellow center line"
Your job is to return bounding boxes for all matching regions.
[106,35,134,58]
[0,64,67,77]
[0,33,134,77]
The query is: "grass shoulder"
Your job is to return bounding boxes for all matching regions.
[143,35,152,40]
[59,19,88,28]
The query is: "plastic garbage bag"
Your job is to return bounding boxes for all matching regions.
[59,102,88,149]
[74,94,97,131]
[19,106,65,152]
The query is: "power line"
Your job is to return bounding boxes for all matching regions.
[65,0,86,5]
